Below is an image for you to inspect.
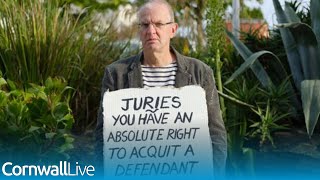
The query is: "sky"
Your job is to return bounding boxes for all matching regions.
[248,0,310,27]
[260,0,285,27]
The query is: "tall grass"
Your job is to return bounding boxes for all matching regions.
[0,0,128,132]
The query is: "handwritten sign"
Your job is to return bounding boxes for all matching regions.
[102,86,214,177]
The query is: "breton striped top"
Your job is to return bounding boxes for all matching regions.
[141,62,177,88]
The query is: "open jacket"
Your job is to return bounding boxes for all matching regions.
[96,47,227,176]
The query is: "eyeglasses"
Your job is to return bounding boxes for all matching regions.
[138,22,174,30]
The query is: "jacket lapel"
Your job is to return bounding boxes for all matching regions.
[174,48,192,88]
[128,52,143,88]
[175,69,191,88]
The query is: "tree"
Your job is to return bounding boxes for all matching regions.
[170,0,207,49]
[225,0,264,19]
[60,0,130,14]
[169,0,264,50]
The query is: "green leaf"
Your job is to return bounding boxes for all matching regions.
[29,126,40,132]
[64,136,74,144]
[9,89,24,98]
[217,90,255,108]
[6,79,16,90]
[301,80,320,137]
[311,0,320,44]
[27,83,47,100]
[27,98,49,120]
[20,134,32,141]
[59,143,74,153]
[0,91,8,106]
[279,23,320,80]
[0,78,7,87]
[225,50,279,85]
[62,114,74,129]
[45,132,56,139]
[44,77,68,95]
[45,77,54,88]
[225,30,272,88]
[250,122,261,128]
[8,124,19,132]
[7,101,24,120]
[273,0,304,90]
[273,0,289,23]
[284,2,301,23]
[53,103,69,120]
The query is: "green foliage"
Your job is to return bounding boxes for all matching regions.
[206,0,226,56]
[258,77,293,113]
[272,0,320,136]
[224,76,292,146]
[241,7,264,19]
[286,0,311,25]
[0,76,74,163]
[224,0,264,19]
[240,27,291,79]
[301,80,320,136]
[226,0,320,136]
[223,78,259,176]
[0,0,127,132]
[206,0,226,117]
[224,50,277,86]
[225,31,281,88]
[249,100,290,147]
[62,0,130,13]
[247,79,293,147]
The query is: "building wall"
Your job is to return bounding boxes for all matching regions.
[226,19,269,38]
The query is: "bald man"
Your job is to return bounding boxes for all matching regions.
[96,0,227,177]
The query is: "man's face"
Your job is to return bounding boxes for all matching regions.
[138,4,177,53]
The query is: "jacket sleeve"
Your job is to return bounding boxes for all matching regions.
[203,67,227,177]
[95,67,115,175]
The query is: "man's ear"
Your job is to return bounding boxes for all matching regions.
[170,23,178,38]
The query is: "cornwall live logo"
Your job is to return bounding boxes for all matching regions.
[1,161,95,176]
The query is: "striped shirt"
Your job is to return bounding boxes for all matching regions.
[141,62,177,88]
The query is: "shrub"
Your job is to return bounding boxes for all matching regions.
[0,74,74,163]
[0,0,129,132]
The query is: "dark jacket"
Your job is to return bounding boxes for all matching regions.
[96,47,227,176]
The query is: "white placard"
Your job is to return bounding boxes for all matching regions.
[103,86,214,177]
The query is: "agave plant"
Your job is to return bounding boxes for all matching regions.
[225,0,320,137]
[249,100,290,147]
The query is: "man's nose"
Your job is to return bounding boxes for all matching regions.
[146,23,156,33]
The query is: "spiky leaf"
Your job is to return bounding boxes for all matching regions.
[225,30,272,87]
[284,2,301,23]
[273,0,304,90]
[225,50,280,86]
[279,23,320,80]
[301,80,320,136]
[310,0,320,43]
